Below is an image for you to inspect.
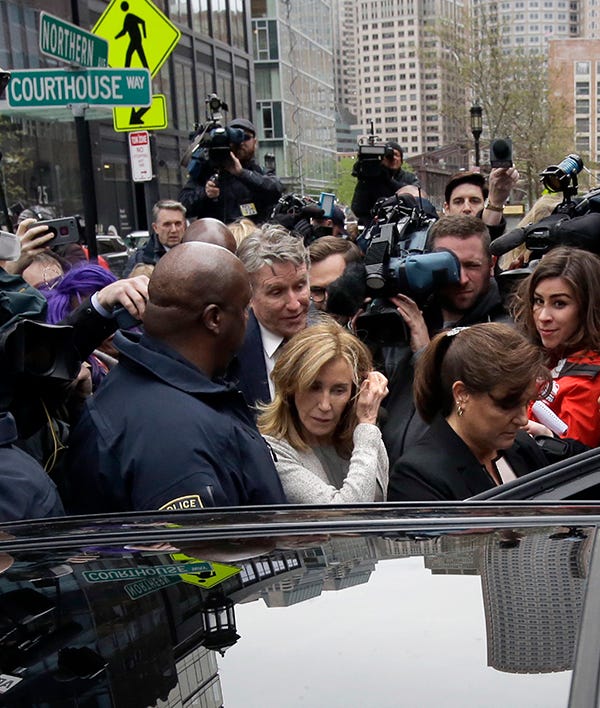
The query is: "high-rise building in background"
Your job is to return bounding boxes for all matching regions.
[351,0,466,158]
[331,0,360,152]
[474,0,580,52]
[549,40,600,187]
[250,0,337,193]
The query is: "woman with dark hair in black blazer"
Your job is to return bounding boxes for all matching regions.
[387,322,557,501]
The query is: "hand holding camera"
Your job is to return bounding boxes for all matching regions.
[1,218,56,275]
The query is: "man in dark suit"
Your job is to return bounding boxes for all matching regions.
[229,224,310,409]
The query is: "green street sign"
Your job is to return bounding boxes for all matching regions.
[6,68,152,109]
[40,12,109,68]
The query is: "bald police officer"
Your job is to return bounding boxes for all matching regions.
[63,242,286,512]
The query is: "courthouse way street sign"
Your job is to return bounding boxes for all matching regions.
[93,0,181,79]
[6,68,152,109]
[39,12,109,68]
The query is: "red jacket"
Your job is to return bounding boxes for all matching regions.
[530,350,600,448]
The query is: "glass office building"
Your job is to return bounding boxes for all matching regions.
[0,0,255,235]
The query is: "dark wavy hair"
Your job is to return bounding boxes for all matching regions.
[511,247,600,358]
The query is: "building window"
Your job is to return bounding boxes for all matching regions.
[252,20,278,61]
[576,117,590,132]
[256,93,282,137]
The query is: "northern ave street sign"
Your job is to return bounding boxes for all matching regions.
[6,68,152,109]
[39,12,109,68]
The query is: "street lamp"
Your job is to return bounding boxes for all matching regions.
[470,102,483,168]
[201,592,240,656]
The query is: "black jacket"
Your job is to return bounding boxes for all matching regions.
[351,166,418,224]
[0,412,64,521]
[382,279,511,467]
[179,156,283,224]
[387,416,551,502]
[62,332,287,513]
[226,309,271,412]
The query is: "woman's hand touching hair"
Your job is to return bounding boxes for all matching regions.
[356,371,389,425]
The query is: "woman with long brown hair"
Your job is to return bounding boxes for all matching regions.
[512,247,600,447]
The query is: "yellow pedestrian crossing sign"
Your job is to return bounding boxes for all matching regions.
[113,93,167,131]
[170,553,241,590]
[93,0,181,79]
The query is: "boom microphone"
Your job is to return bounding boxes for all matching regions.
[489,227,527,257]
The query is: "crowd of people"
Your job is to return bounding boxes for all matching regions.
[1,118,599,522]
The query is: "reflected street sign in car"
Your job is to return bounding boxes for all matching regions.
[0,503,600,706]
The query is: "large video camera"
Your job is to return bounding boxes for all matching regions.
[352,123,396,181]
[269,194,327,245]
[180,94,246,177]
[329,194,460,346]
[491,153,600,263]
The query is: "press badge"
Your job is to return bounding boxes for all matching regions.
[240,202,258,217]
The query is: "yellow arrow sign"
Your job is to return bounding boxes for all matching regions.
[170,553,241,590]
[93,0,181,79]
[113,93,167,131]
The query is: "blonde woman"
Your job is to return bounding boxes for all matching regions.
[257,320,388,503]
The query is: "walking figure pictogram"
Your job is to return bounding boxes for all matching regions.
[115,1,148,68]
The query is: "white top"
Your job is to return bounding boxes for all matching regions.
[264,423,389,504]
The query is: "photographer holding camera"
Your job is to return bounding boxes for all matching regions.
[351,141,418,225]
[179,118,283,225]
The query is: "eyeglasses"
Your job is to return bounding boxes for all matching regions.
[310,286,327,303]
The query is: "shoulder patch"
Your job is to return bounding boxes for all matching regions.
[159,495,204,511]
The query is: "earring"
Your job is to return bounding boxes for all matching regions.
[456,402,464,417]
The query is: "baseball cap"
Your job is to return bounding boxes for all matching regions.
[385,141,403,156]
[227,118,257,135]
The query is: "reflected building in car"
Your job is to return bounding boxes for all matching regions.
[481,529,590,674]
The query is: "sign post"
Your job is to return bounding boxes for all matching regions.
[34,10,112,261]
[93,0,182,233]
[93,0,181,132]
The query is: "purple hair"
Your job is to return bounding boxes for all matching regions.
[43,264,118,390]
[44,263,117,324]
